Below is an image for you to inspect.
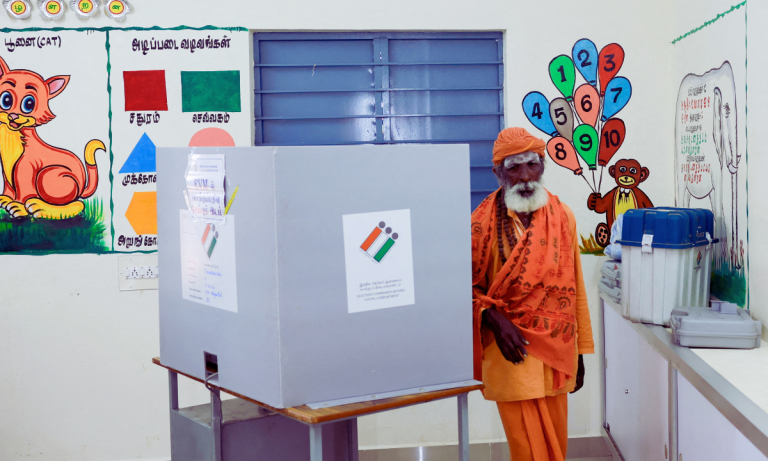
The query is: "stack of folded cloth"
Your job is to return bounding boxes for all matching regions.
[599,259,621,304]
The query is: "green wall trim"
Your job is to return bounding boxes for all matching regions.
[106,31,115,252]
[671,1,747,44]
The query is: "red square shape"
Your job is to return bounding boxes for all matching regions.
[123,70,168,111]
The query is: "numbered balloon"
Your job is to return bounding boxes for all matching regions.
[549,98,574,141]
[598,118,626,166]
[572,39,598,86]
[598,43,625,96]
[548,55,576,101]
[573,125,599,170]
[546,137,582,175]
[601,77,632,121]
[574,84,600,127]
[522,91,558,137]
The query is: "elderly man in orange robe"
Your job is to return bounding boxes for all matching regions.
[471,127,594,461]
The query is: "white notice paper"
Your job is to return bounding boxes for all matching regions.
[342,209,415,313]
[185,153,226,221]
[179,210,238,313]
[185,153,226,191]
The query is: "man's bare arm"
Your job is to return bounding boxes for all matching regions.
[482,308,529,364]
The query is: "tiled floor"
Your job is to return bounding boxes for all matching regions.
[359,436,620,461]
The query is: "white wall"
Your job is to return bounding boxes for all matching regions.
[0,1,687,459]
[745,1,768,337]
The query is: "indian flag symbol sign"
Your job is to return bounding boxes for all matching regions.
[360,221,399,263]
[343,209,415,314]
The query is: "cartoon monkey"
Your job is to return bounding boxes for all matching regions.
[587,159,654,247]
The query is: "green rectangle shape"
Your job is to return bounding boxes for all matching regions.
[374,238,395,262]
[181,71,241,112]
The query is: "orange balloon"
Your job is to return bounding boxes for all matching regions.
[546,137,582,175]
[574,84,600,127]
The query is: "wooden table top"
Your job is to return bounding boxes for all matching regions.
[153,357,483,425]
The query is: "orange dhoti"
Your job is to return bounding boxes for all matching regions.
[497,394,568,461]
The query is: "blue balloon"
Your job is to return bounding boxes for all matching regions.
[601,77,632,121]
[522,91,557,137]
[572,39,598,86]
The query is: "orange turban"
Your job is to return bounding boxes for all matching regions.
[492,127,546,165]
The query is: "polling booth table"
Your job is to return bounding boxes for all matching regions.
[155,145,480,460]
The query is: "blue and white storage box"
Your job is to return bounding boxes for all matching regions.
[618,208,718,326]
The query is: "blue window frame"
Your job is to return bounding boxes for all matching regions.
[253,32,504,209]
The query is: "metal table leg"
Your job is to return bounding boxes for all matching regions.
[168,370,179,411]
[211,387,222,461]
[348,418,359,461]
[310,424,323,461]
[458,392,469,461]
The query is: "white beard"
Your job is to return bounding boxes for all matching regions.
[504,181,549,213]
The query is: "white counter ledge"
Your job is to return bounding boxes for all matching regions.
[692,339,768,416]
[601,293,768,457]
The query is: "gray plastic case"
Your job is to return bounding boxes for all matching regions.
[599,278,621,304]
[670,306,761,349]
[157,145,474,409]
[600,260,621,285]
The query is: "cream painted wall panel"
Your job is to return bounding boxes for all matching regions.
[0,0,679,459]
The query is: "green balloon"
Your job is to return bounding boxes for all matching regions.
[548,55,576,101]
[573,124,598,169]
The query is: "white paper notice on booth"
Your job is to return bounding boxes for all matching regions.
[342,209,415,314]
[179,210,238,313]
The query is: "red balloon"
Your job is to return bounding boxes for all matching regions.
[598,43,625,96]
[598,118,626,166]
[546,137,583,175]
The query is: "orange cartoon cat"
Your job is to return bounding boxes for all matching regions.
[0,56,105,219]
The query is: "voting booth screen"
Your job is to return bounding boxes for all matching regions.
[157,145,473,408]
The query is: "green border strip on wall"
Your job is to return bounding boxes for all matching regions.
[745,3,750,308]
[106,30,114,251]
[671,1,746,44]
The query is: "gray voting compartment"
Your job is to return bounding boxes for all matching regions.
[157,145,474,408]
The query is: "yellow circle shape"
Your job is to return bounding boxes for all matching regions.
[108,0,124,14]
[10,1,26,15]
[45,1,60,13]
[77,0,93,13]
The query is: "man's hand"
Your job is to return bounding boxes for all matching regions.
[482,308,529,364]
[571,355,585,394]
[587,193,601,210]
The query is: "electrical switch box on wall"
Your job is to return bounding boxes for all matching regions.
[119,255,159,291]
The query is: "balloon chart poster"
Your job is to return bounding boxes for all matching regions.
[522,39,655,252]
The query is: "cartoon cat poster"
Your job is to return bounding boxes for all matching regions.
[0,31,111,253]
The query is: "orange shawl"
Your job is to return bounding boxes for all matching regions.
[471,189,577,389]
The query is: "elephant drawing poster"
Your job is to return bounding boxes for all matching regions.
[674,7,748,306]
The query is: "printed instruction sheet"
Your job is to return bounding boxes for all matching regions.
[179,210,238,312]
[342,209,415,313]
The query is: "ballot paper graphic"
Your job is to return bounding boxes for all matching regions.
[343,209,415,313]
[359,221,399,263]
